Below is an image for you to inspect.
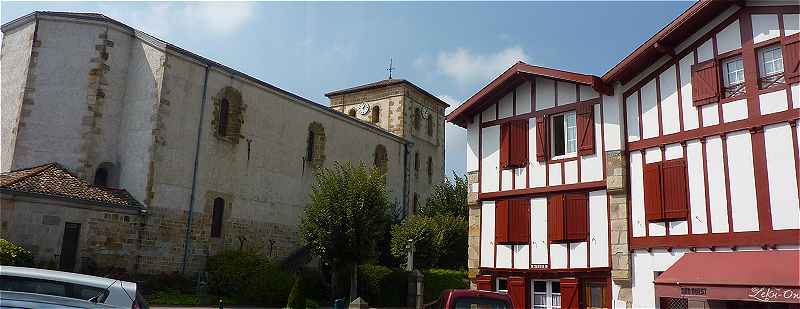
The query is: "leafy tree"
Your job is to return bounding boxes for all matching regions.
[300,162,391,300]
[390,174,469,269]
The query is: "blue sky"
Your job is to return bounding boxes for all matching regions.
[1,1,693,177]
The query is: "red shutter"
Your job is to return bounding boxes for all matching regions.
[565,193,589,241]
[644,163,664,222]
[508,277,526,309]
[691,59,720,106]
[508,199,531,243]
[476,275,493,291]
[576,104,595,156]
[783,34,800,84]
[535,115,548,162]
[547,195,565,242]
[500,122,511,169]
[495,200,509,244]
[661,159,689,220]
[560,278,580,309]
[509,120,529,167]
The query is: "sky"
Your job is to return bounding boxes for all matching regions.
[1,1,693,178]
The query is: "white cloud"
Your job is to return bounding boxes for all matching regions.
[181,2,254,35]
[102,2,254,38]
[436,46,529,85]
[439,95,468,177]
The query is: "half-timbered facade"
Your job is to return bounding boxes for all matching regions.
[448,1,799,308]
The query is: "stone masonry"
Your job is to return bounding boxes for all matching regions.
[606,150,632,308]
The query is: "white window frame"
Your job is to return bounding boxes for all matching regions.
[722,56,745,88]
[532,279,561,309]
[758,44,784,77]
[550,111,577,160]
[496,277,509,294]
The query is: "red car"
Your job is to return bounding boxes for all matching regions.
[424,289,513,309]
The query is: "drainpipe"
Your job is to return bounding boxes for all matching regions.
[181,64,210,273]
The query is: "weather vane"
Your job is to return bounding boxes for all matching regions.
[387,58,396,79]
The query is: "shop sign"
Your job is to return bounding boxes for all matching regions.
[747,287,800,303]
[680,287,707,297]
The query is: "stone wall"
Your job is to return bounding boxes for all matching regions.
[606,150,632,307]
[466,171,480,282]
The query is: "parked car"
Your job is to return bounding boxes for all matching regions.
[424,289,513,309]
[0,266,148,309]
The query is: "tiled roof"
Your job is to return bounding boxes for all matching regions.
[0,163,144,210]
[325,79,450,107]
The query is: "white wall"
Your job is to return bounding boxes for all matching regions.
[764,123,800,230]
[481,126,500,193]
[481,201,496,267]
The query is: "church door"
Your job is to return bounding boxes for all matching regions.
[59,222,81,271]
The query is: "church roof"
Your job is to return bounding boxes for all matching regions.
[0,163,144,210]
[325,79,450,107]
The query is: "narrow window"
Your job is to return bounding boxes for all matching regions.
[426,156,433,183]
[218,98,230,136]
[426,116,433,136]
[306,130,316,161]
[551,111,576,158]
[414,108,421,131]
[371,106,381,123]
[373,144,388,173]
[496,278,509,294]
[414,152,419,172]
[348,108,357,117]
[758,44,784,89]
[722,56,745,97]
[211,197,225,238]
[93,167,108,187]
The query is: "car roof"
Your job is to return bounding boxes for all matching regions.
[0,266,135,291]
[444,289,512,300]
[0,290,119,308]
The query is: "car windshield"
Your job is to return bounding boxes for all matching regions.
[0,275,108,303]
[454,297,510,309]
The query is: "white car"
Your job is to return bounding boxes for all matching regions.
[0,266,148,309]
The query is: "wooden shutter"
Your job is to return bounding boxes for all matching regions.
[643,163,664,222]
[509,120,529,167]
[508,277,526,308]
[495,200,509,244]
[500,122,511,169]
[476,275,494,291]
[560,278,580,309]
[661,159,689,220]
[509,199,531,243]
[547,195,565,242]
[576,104,595,156]
[691,60,720,106]
[536,116,548,162]
[783,34,800,84]
[565,193,589,241]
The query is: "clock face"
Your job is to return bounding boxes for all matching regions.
[358,103,370,115]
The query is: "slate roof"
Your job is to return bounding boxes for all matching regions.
[0,163,144,210]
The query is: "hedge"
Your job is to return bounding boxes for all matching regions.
[422,269,469,302]
[357,264,408,307]
[206,250,293,306]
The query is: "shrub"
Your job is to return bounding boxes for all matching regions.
[0,239,34,266]
[287,275,306,309]
[147,289,200,305]
[422,269,468,302]
[357,264,408,307]
[207,250,293,306]
[390,215,467,269]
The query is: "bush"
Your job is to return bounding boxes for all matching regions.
[422,269,468,302]
[147,289,200,305]
[390,215,468,269]
[207,250,293,306]
[287,276,306,309]
[357,264,408,307]
[0,239,34,266]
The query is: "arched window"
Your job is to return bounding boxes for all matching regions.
[217,98,230,137]
[414,152,419,172]
[413,108,421,131]
[426,116,433,136]
[306,122,326,168]
[211,197,225,238]
[94,167,109,187]
[373,144,388,173]
[371,106,381,123]
[349,108,357,117]
[427,156,433,183]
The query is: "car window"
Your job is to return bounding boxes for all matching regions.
[0,275,108,303]
[453,297,510,309]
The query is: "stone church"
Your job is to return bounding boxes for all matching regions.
[0,11,447,274]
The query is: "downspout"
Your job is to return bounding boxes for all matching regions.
[181,64,210,273]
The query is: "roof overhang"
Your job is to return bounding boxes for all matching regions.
[654,251,800,304]
[602,0,735,84]
[446,62,611,128]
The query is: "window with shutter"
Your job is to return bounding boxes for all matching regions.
[476,275,494,291]
[691,60,720,106]
[495,200,509,244]
[547,195,565,242]
[508,199,530,243]
[644,163,664,222]
[576,104,595,156]
[661,159,689,220]
[565,193,589,241]
[536,116,548,162]
[509,120,529,167]
[783,35,800,84]
[559,278,580,309]
[500,122,511,169]
[508,277,526,308]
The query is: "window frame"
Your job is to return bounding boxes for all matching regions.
[495,277,509,294]
[531,279,561,309]
[720,55,746,99]
[550,111,577,160]
[757,44,786,89]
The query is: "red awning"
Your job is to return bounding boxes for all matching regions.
[654,251,800,303]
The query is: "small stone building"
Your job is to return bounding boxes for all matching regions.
[0,11,447,274]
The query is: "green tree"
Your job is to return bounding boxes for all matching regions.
[390,174,469,269]
[300,162,391,300]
